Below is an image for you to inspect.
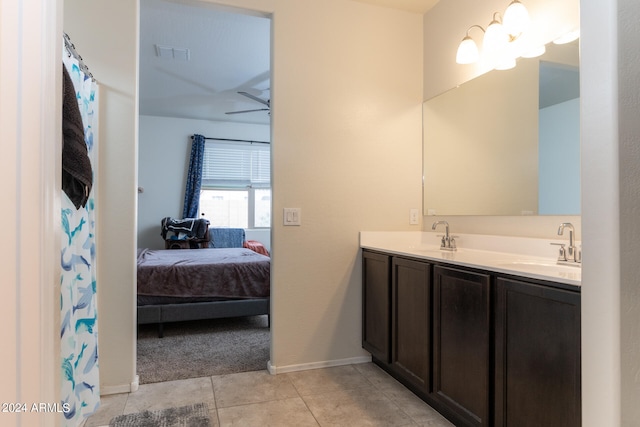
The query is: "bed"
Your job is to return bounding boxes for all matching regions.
[137,245,270,337]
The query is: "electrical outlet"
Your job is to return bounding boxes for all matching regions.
[410,209,419,225]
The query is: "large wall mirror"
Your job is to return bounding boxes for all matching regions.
[423,39,579,216]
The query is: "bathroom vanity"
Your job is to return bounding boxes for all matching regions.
[361,232,581,427]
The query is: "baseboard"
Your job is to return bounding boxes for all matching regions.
[100,375,139,396]
[267,355,372,375]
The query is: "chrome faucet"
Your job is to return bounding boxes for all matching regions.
[432,220,456,251]
[554,222,581,265]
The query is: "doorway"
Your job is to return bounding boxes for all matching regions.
[136,0,272,384]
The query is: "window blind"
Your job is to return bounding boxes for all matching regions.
[201,141,270,188]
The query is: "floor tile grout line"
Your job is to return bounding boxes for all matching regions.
[294,373,419,427]
[355,365,447,425]
[121,390,130,417]
[297,393,323,427]
[212,371,303,410]
[208,375,221,427]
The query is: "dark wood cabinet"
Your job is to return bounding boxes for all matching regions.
[494,277,581,427]
[362,250,391,363]
[391,257,431,393]
[361,249,581,427]
[432,265,491,427]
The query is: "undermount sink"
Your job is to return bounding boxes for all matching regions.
[409,247,455,255]
[409,246,444,253]
[498,260,581,272]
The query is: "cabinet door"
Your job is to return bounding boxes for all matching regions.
[494,277,581,427]
[432,265,491,427]
[362,250,391,363]
[391,257,431,393]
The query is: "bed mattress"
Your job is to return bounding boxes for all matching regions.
[137,247,270,300]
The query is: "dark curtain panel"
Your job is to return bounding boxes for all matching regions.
[182,134,205,218]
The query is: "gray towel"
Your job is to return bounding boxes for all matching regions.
[62,63,93,209]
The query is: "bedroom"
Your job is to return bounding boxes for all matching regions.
[2,0,638,426]
[135,1,273,358]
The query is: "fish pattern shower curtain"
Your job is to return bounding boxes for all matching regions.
[60,46,100,426]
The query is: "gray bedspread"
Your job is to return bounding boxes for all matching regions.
[137,248,270,299]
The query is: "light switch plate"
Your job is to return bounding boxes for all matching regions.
[283,208,301,226]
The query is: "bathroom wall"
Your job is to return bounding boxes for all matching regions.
[422,0,581,240]
[210,0,424,372]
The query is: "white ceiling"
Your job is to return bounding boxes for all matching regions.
[139,0,271,124]
[139,0,439,125]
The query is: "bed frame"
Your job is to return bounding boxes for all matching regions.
[138,225,270,337]
[137,297,270,338]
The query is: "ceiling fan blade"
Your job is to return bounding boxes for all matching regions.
[238,91,270,107]
[225,108,270,115]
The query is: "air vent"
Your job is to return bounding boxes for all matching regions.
[155,45,190,61]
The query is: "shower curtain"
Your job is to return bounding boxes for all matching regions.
[60,43,100,426]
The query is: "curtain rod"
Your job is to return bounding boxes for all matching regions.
[191,135,270,145]
[63,32,94,81]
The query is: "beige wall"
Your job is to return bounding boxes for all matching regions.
[239,0,424,370]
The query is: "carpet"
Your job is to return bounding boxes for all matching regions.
[109,403,211,427]
[137,315,269,384]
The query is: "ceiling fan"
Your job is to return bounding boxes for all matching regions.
[225,91,270,115]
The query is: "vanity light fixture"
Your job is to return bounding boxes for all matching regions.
[455,0,536,68]
[455,25,483,64]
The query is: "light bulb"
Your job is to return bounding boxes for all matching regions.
[483,19,508,55]
[503,0,530,37]
[456,36,479,64]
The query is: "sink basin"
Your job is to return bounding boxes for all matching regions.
[408,246,444,253]
[497,260,581,273]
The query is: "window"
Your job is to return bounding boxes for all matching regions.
[198,141,271,228]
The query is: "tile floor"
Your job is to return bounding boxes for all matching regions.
[85,363,455,427]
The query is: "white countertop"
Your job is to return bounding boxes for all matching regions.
[360,231,581,288]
